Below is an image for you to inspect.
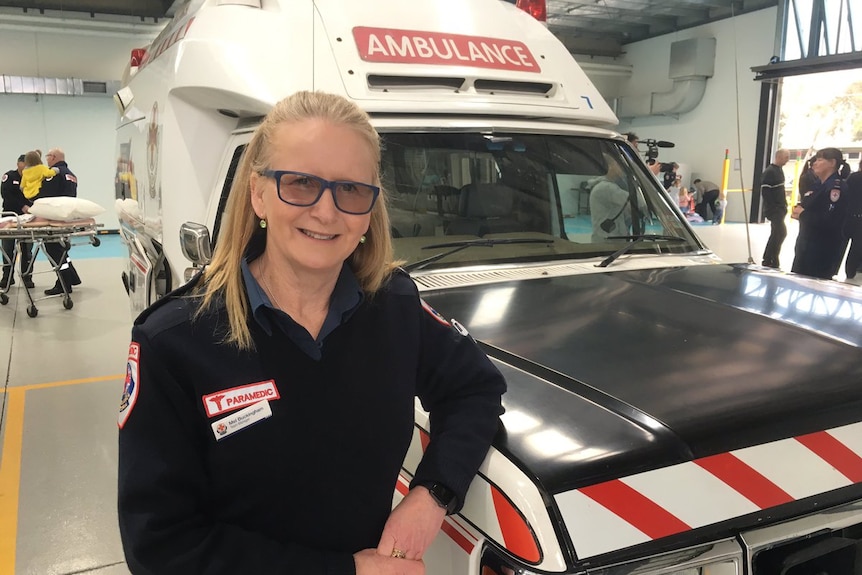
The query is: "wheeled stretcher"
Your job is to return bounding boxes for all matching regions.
[0,212,102,317]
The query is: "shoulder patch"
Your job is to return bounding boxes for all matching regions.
[421,298,450,326]
[118,342,141,428]
[1,173,6,183]
[65,174,77,183]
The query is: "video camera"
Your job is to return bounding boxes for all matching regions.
[642,138,675,161]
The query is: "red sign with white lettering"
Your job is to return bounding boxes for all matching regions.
[353,27,541,73]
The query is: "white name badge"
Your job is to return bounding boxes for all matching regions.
[211,400,272,441]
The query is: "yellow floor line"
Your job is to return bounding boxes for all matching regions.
[0,374,123,394]
[0,388,26,574]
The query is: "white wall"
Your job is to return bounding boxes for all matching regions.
[0,24,160,229]
[580,8,778,222]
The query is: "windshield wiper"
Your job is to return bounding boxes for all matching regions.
[405,238,554,273]
[595,234,688,268]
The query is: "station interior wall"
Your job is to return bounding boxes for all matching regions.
[0,7,777,228]
[587,7,776,223]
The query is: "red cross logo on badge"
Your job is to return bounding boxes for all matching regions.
[830,188,841,203]
[216,423,228,436]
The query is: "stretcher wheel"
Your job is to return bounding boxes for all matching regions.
[63,297,73,310]
[92,237,101,247]
[27,305,37,318]
[0,293,7,305]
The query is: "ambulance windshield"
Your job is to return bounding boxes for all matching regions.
[381,132,702,270]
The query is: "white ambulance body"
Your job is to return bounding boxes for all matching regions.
[114,0,616,312]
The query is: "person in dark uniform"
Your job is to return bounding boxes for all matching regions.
[117,91,506,575]
[38,148,82,295]
[760,148,790,268]
[791,147,851,279]
[842,161,862,279]
[0,154,34,288]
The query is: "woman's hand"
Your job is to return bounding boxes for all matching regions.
[376,486,447,561]
[354,549,425,575]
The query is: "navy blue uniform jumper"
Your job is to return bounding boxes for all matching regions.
[117,256,507,575]
[1,168,33,283]
[791,172,849,279]
[38,160,81,289]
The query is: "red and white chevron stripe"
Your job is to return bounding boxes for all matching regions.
[556,421,862,559]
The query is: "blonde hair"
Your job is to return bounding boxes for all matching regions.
[197,91,398,349]
[24,151,42,168]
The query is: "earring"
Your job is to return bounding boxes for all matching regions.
[259,219,267,229]
[359,235,366,244]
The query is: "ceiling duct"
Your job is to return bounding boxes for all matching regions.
[1,75,121,97]
[616,37,716,119]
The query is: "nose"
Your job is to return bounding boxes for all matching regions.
[307,186,340,222]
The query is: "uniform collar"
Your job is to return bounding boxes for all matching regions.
[241,255,364,359]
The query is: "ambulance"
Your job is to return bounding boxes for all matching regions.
[114,0,862,573]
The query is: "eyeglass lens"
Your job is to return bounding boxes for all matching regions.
[277,172,376,214]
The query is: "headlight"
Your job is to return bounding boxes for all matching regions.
[481,539,742,575]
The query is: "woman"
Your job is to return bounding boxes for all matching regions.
[117,91,506,574]
[791,147,851,279]
[843,161,862,279]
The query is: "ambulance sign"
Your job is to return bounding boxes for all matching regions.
[353,27,541,73]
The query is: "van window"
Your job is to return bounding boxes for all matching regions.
[381,132,699,269]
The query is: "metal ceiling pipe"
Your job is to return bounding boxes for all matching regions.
[616,36,716,118]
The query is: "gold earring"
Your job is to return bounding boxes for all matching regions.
[259,219,267,229]
[359,235,366,244]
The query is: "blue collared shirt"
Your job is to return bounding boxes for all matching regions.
[241,259,364,360]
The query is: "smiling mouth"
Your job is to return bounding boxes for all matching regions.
[300,229,337,240]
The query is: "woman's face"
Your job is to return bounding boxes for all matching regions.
[250,119,375,278]
[811,155,837,180]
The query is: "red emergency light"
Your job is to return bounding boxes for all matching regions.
[130,48,147,67]
[515,0,547,22]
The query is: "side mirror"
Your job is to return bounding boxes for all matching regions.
[180,222,213,266]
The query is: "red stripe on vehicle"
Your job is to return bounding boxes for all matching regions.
[491,485,540,562]
[796,431,862,483]
[419,428,430,452]
[441,518,475,554]
[395,475,409,495]
[696,452,793,508]
[579,480,690,539]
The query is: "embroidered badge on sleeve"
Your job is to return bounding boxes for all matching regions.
[421,298,450,326]
[118,342,141,428]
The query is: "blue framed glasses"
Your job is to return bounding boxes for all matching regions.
[261,170,380,215]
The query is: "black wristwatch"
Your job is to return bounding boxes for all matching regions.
[416,481,458,515]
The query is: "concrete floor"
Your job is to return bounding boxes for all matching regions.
[0,223,859,575]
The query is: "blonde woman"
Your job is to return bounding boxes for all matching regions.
[117,91,506,575]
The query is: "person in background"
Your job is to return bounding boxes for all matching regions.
[666,175,682,206]
[1,154,34,288]
[791,147,851,279]
[760,148,791,268]
[693,178,720,221]
[677,185,692,213]
[660,162,678,190]
[625,132,639,151]
[590,153,645,241]
[842,161,862,279]
[117,91,506,575]
[39,148,82,295]
[20,150,59,200]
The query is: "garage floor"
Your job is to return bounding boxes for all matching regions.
[0,223,858,575]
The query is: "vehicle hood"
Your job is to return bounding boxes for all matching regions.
[420,264,862,494]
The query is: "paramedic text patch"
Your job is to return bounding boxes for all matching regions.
[202,380,280,418]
